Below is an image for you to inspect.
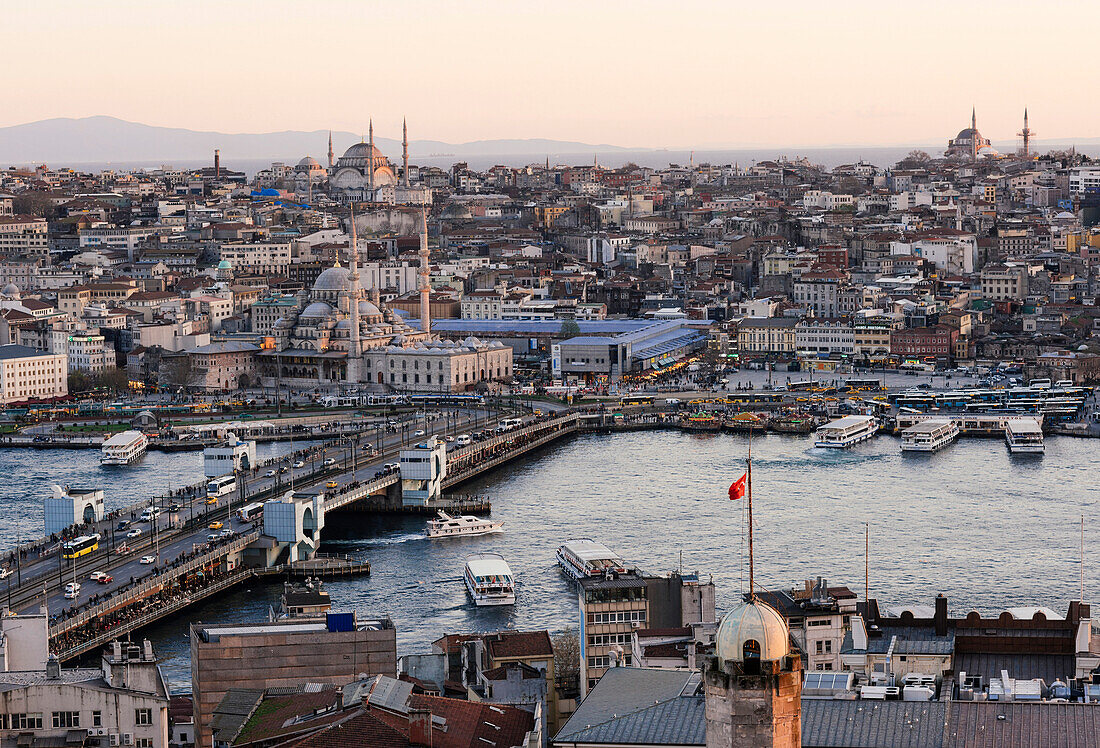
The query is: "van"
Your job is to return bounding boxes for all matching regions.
[1029,378,1051,389]
[455,434,471,447]
[1055,379,1073,388]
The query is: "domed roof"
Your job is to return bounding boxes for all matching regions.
[715,600,790,664]
[297,156,322,168]
[358,300,381,317]
[302,301,333,318]
[217,259,232,270]
[1,283,19,297]
[954,127,980,141]
[313,266,352,292]
[340,142,386,161]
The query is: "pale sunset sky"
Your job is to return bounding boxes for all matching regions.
[6,0,1097,147]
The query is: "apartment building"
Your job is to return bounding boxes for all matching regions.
[579,574,649,696]
[0,344,67,403]
[737,317,798,354]
[219,241,292,275]
[0,215,49,257]
[980,263,1029,301]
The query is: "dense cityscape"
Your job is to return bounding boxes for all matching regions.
[4,3,1100,746]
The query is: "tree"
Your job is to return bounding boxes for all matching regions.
[551,627,581,696]
[160,355,196,391]
[97,368,130,394]
[12,191,58,219]
[67,369,94,395]
[896,150,932,170]
[559,319,581,338]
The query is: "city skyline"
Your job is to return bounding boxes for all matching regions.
[5,0,1100,148]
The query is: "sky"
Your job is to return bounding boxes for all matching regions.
[5,0,1099,148]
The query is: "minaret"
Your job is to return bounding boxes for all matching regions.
[419,206,431,335]
[327,131,334,169]
[368,119,375,197]
[402,118,409,187]
[1018,108,1034,159]
[971,108,978,163]
[347,206,362,384]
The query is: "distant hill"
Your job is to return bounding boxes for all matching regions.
[0,116,630,164]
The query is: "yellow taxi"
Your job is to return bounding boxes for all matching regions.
[208,521,224,530]
[325,480,339,489]
[205,497,219,505]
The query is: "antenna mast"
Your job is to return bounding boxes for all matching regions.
[865,522,870,605]
[1082,515,1085,602]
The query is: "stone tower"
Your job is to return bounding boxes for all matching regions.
[402,118,409,187]
[703,599,801,748]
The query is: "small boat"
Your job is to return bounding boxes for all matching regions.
[1005,418,1044,454]
[101,430,148,465]
[463,553,515,606]
[900,419,959,453]
[557,539,628,583]
[725,413,767,433]
[680,412,722,431]
[815,415,878,448]
[426,511,503,539]
[770,414,818,434]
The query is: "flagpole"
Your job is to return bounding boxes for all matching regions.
[747,429,754,601]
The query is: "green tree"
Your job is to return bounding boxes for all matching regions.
[97,367,131,394]
[67,369,93,394]
[559,319,581,338]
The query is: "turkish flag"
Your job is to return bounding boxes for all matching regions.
[729,473,747,501]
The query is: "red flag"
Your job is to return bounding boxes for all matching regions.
[729,473,747,501]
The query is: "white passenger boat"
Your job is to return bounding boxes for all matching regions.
[463,553,516,606]
[556,539,628,582]
[426,511,503,539]
[900,419,959,453]
[1005,418,1044,454]
[814,415,878,448]
[100,430,149,465]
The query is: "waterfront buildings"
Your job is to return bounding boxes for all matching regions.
[0,343,67,403]
[190,614,397,747]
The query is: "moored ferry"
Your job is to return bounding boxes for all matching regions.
[100,430,149,465]
[680,412,722,432]
[463,553,516,606]
[814,415,878,448]
[557,539,628,582]
[1005,418,1044,454]
[900,419,960,453]
[426,511,504,539]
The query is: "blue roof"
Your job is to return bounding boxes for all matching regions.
[411,319,656,335]
[632,330,706,360]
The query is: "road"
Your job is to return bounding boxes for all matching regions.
[9,406,523,619]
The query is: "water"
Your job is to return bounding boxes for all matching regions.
[5,431,1098,689]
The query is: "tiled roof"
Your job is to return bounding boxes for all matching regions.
[290,710,410,748]
[235,690,342,744]
[409,693,535,748]
[559,693,705,745]
[802,699,947,748]
[486,630,553,660]
[947,702,1100,748]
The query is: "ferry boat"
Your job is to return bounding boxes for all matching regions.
[770,414,818,434]
[900,419,959,453]
[463,553,516,606]
[426,511,504,539]
[680,412,722,432]
[100,430,149,465]
[725,413,767,433]
[1005,418,1044,454]
[814,415,878,448]
[557,539,628,582]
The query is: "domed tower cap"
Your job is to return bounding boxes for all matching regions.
[715,599,790,664]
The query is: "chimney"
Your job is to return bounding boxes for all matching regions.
[408,710,433,747]
[214,149,221,179]
[934,594,948,637]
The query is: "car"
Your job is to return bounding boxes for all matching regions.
[385,463,399,471]
[63,582,80,599]
[89,571,108,583]
[0,568,11,580]
[208,521,223,530]
[325,480,339,489]
[264,469,277,477]
[414,430,426,437]
[207,533,219,542]
[279,466,289,474]
[139,555,156,565]
[293,461,305,469]
[218,529,234,538]
[116,520,130,531]
[205,497,219,505]
[444,435,455,442]
[92,572,112,584]
[323,458,336,466]
[168,503,181,512]
[116,544,132,555]
[126,528,143,538]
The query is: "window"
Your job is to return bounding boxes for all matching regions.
[825,640,832,653]
[13,713,43,729]
[815,641,823,654]
[135,709,153,726]
[53,712,80,728]
[92,711,102,727]
[136,740,153,748]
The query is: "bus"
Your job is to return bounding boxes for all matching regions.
[786,381,815,391]
[845,378,883,392]
[619,394,655,406]
[367,394,408,406]
[409,394,486,407]
[62,534,101,559]
[237,502,265,522]
[321,395,360,408]
[207,475,237,500]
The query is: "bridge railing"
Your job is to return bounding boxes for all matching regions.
[49,531,258,638]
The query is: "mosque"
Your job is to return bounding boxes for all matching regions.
[327,120,432,205]
[945,109,998,161]
[256,214,511,392]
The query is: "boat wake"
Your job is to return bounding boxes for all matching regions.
[325,532,425,547]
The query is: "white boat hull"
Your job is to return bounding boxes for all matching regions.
[1007,443,1045,454]
[427,523,503,539]
[815,429,876,449]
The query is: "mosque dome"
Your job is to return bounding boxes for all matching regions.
[217,259,232,270]
[339,142,386,166]
[313,266,352,292]
[301,301,333,318]
[1,283,19,297]
[297,156,322,169]
[954,127,981,142]
[714,599,790,664]
[358,300,381,317]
